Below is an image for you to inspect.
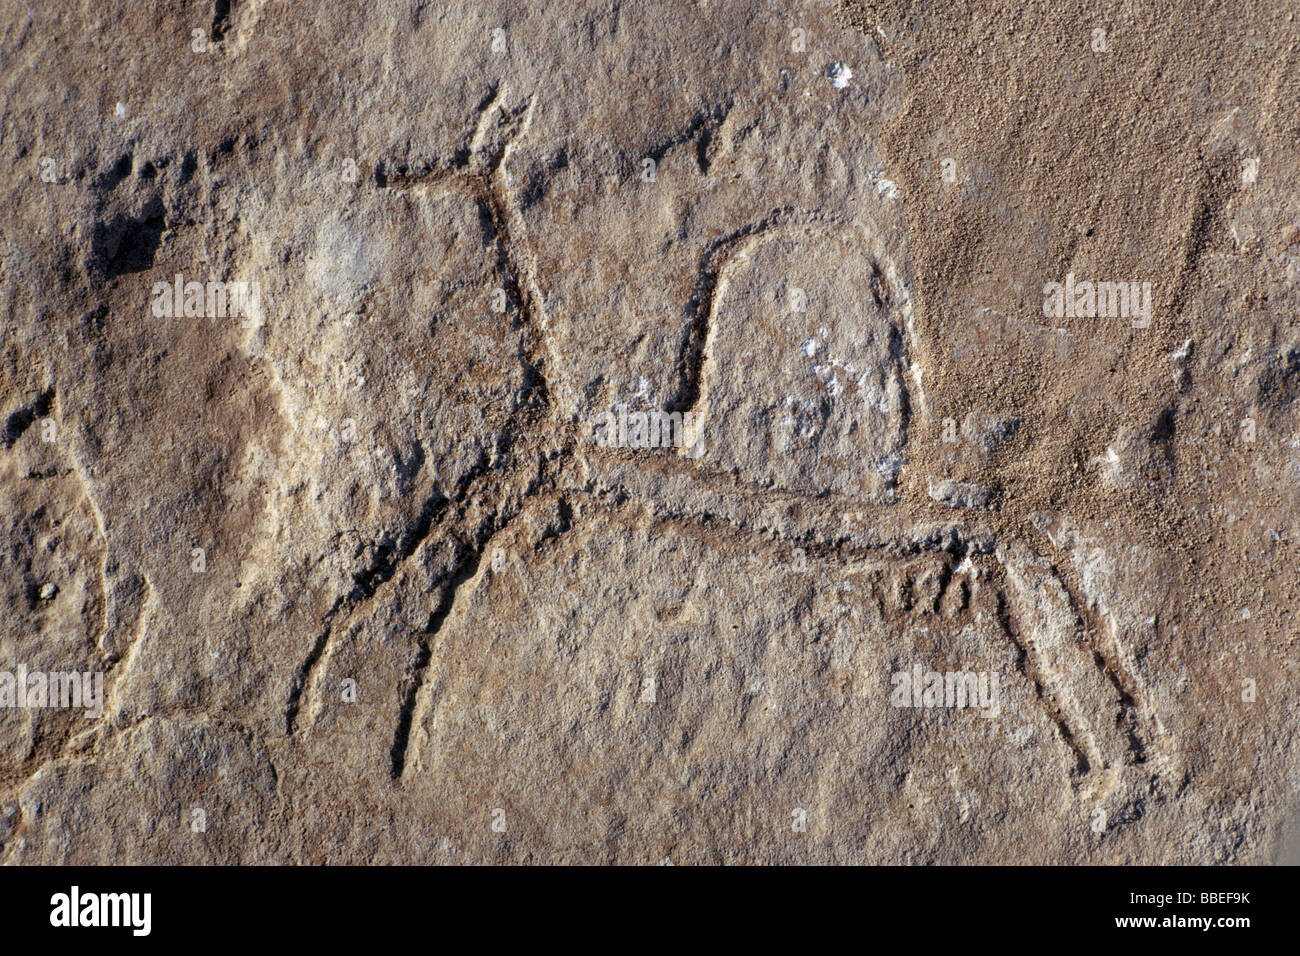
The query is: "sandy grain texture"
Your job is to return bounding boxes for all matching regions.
[0,0,1296,863]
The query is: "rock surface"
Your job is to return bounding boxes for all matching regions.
[0,0,1297,863]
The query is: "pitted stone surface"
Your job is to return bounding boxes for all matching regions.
[0,0,1297,864]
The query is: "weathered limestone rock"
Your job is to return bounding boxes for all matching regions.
[0,0,1296,864]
